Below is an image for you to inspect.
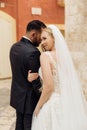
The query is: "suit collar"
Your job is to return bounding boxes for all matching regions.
[20,37,33,45]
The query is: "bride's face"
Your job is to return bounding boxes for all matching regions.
[41,31,54,51]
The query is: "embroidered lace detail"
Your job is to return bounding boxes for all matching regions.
[44,51,60,94]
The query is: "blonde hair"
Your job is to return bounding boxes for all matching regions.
[43,27,54,39]
[41,27,54,51]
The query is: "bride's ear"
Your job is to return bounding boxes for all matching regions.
[53,40,55,46]
[53,37,55,44]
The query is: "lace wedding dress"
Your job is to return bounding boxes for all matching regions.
[31,51,87,130]
[31,51,63,130]
[31,24,87,130]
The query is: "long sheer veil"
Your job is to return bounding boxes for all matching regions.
[48,25,87,130]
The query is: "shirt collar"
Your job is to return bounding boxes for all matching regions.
[23,36,32,43]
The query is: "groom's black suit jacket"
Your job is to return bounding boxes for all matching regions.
[10,37,41,114]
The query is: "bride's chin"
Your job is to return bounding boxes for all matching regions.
[45,48,49,51]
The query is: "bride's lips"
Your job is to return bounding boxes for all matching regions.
[43,45,47,49]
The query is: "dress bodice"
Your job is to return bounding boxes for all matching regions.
[44,51,60,94]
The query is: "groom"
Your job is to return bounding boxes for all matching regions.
[10,20,46,130]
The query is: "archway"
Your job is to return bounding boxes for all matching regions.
[0,11,16,79]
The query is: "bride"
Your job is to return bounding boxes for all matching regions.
[28,25,87,130]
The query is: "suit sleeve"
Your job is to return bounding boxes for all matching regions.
[28,51,40,72]
[27,51,42,97]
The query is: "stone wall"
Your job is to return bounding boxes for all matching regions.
[65,0,87,99]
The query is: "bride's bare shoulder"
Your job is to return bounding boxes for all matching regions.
[40,51,50,62]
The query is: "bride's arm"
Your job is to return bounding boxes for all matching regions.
[34,53,54,116]
[28,71,43,91]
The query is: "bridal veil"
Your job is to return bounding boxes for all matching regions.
[48,25,87,130]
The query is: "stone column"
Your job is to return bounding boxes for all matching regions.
[65,0,87,98]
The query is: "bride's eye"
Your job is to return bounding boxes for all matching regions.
[43,37,46,40]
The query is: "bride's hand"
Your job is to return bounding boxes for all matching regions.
[34,106,40,117]
[28,70,39,82]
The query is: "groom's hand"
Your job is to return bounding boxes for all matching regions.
[28,70,39,82]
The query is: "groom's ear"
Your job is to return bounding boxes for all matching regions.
[30,30,37,37]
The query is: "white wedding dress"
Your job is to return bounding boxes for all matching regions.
[31,51,87,130]
[31,51,64,130]
[31,24,87,130]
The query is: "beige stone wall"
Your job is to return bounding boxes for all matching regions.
[65,0,87,99]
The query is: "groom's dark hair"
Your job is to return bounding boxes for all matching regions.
[26,20,46,32]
